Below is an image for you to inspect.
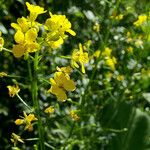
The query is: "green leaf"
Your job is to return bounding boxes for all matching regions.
[101,101,150,150]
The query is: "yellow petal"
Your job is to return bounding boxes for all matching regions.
[25,124,33,131]
[15,119,24,125]
[11,23,21,30]
[81,63,85,73]
[12,44,25,58]
[25,28,37,42]
[26,42,39,53]
[56,90,67,101]
[48,37,64,49]
[67,29,76,36]
[14,30,24,44]
[63,79,76,91]
[50,85,67,101]
[27,114,37,122]
[50,78,56,85]
[50,85,61,95]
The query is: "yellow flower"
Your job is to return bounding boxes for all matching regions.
[105,56,117,71]
[11,133,24,147]
[134,15,147,26]
[115,14,124,20]
[12,28,39,58]
[69,110,80,121]
[93,50,101,58]
[0,31,4,51]
[0,72,7,77]
[56,66,73,75]
[44,106,55,114]
[93,23,100,32]
[127,46,133,53]
[26,2,46,22]
[7,85,20,97]
[45,12,76,48]
[71,43,89,73]
[102,47,112,57]
[116,75,124,81]
[48,71,76,102]
[0,31,4,50]
[11,17,30,33]
[15,111,37,132]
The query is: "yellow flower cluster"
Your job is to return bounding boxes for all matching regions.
[11,2,46,58]
[134,15,147,26]
[71,43,89,73]
[69,110,80,121]
[44,106,55,114]
[102,47,117,71]
[15,111,37,132]
[45,12,76,48]
[48,66,76,102]
[11,2,76,57]
[7,85,20,97]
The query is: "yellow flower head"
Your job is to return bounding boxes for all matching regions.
[26,2,46,22]
[134,15,147,26]
[105,56,117,71]
[44,106,55,114]
[102,47,112,57]
[0,72,7,77]
[93,50,101,58]
[115,14,124,20]
[116,75,124,81]
[56,66,73,75]
[11,17,30,33]
[11,133,24,147]
[45,12,76,48]
[7,85,20,97]
[93,23,100,32]
[71,43,89,73]
[127,46,133,53]
[15,111,37,132]
[48,71,76,102]
[69,110,80,121]
[12,28,39,58]
[0,31,4,50]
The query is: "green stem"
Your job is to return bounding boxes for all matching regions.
[31,52,45,150]
[2,47,12,53]
[16,94,32,111]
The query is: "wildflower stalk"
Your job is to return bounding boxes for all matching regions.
[2,47,12,53]
[16,93,32,111]
[31,52,45,150]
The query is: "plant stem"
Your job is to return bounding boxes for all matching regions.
[16,94,32,111]
[31,52,45,150]
[2,47,12,53]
